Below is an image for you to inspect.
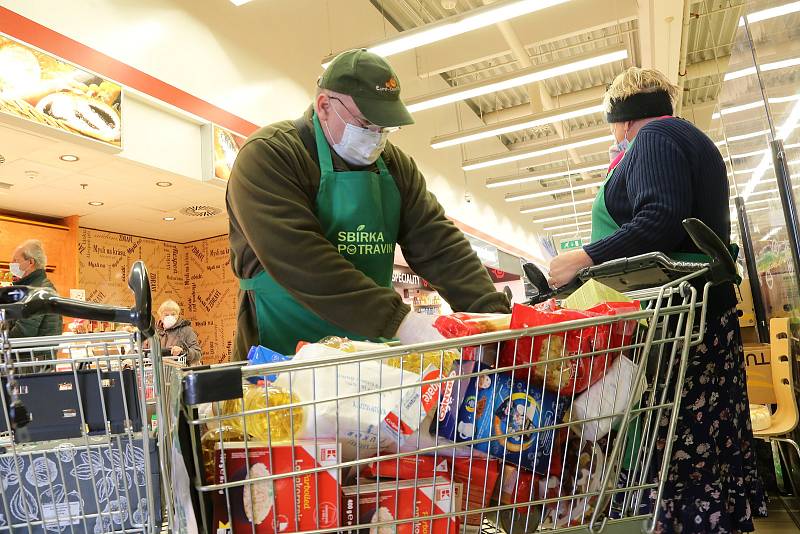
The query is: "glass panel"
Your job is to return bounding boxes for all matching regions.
[714,0,800,322]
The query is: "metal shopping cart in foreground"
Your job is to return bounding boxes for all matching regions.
[0,261,172,533]
[172,219,738,534]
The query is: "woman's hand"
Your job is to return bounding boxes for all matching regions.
[548,249,594,288]
[170,345,184,357]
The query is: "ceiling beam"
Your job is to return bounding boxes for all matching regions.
[481,85,607,124]
[414,0,638,79]
[637,0,685,84]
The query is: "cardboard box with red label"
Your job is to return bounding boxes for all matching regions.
[342,477,462,534]
[213,440,340,534]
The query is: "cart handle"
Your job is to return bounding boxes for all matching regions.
[524,218,737,303]
[0,261,154,337]
[682,217,738,285]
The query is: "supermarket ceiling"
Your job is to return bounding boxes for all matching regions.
[1,0,795,244]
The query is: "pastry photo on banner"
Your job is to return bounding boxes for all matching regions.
[0,35,122,146]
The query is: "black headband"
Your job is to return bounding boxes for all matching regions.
[605,90,673,123]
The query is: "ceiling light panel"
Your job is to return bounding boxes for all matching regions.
[464,133,614,171]
[534,210,592,223]
[486,163,607,189]
[724,56,800,81]
[505,179,605,202]
[521,197,595,214]
[322,0,570,66]
[544,220,592,231]
[406,48,627,113]
[432,102,605,149]
[740,1,800,25]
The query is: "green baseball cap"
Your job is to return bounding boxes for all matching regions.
[319,49,415,127]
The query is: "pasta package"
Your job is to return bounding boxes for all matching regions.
[433,313,511,338]
[498,300,639,395]
[434,313,511,360]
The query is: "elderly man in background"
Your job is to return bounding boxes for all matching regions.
[9,239,62,339]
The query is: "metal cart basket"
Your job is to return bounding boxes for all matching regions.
[171,219,738,534]
[0,261,172,533]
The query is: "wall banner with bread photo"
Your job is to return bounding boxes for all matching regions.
[0,34,123,147]
[202,123,246,184]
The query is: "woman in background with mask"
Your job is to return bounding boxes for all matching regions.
[156,300,202,365]
[549,67,765,533]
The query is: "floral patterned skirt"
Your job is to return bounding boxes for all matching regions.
[651,306,768,533]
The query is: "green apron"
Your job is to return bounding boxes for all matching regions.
[238,114,401,355]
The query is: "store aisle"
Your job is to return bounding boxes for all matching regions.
[755,497,800,532]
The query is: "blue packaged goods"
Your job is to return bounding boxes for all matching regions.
[454,370,567,474]
[430,360,479,442]
[246,345,290,383]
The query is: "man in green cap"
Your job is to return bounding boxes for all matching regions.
[226,49,510,359]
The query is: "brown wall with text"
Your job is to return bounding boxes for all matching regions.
[77,228,237,363]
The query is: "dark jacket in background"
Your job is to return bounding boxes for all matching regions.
[583,117,736,311]
[10,269,62,338]
[157,319,202,365]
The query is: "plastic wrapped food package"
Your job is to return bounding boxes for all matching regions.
[434,313,511,360]
[538,437,606,529]
[499,300,639,395]
[454,370,567,474]
[218,384,304,443]
[200,425,245,482]
[433,313,511,338]
[385,349,459,376]
[271,342,439,460]
[317,336,459,375]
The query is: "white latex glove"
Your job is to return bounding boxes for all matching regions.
[396,312,445,345]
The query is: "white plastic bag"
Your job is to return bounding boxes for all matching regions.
[272,343,437,461]
[571,355,645,442]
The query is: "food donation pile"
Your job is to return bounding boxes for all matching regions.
[201,283,648,534]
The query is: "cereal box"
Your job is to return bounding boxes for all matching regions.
[454,371,566,474]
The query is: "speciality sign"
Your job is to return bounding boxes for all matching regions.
[202,123,247,183]
[0,35,122,147]
[391,266,429,289]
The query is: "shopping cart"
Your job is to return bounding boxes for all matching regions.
[0,261,172,533]
[172,218,737,534]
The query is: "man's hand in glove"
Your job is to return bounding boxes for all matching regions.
[396,312,445,345]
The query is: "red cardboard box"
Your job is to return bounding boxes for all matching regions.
[342,477,462,534]
[361,455,450,480]
[213,440,340,534]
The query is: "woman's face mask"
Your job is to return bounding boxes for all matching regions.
[161,314,178,329]
[608,123,631,162]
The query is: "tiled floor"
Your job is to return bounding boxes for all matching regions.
[755,497,800,533]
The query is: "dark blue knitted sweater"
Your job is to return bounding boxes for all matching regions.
[583,117,736,308]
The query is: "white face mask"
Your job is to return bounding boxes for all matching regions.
[161,315,178,329]
[331,122,388,166]
[9,263,25,279]
[324,102,389,166]
[608,134,631,163]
